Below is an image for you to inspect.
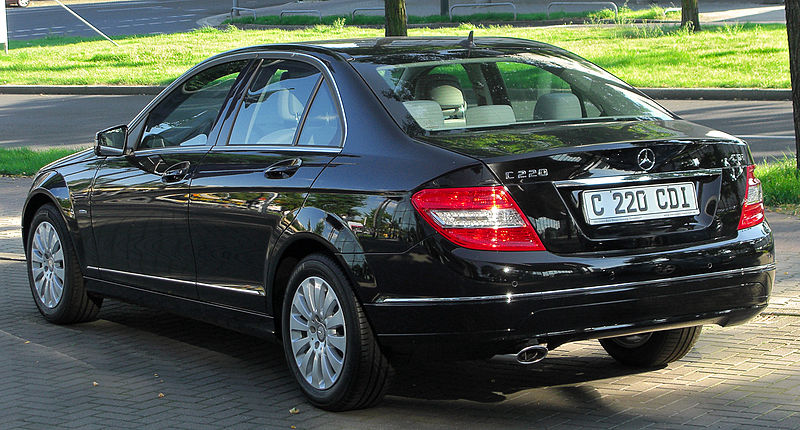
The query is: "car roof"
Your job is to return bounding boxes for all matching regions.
[215,36,568,62]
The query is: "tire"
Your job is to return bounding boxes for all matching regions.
[26,204,102,324]
[281,254,392,411]
[16,0,31,7]
[599,326,702,367]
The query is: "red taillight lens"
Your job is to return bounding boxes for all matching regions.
[411,186,545,251]
[738,165,764,230]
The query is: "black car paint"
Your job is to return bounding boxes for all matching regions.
[22,38,774,357]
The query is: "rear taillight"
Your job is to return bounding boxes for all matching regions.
[411,186,545,251]
[738,165,764,230]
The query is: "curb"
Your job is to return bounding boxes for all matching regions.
[642,88,791,101]
[0,85,791,101]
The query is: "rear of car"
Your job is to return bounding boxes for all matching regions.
[344,37,774,357]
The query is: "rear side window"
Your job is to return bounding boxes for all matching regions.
[296,83,342,147]
[228,60,321,146]
[139,60,247,149]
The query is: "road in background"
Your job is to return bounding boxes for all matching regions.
[4,0,283,40]
[0,94,794,163]
[660,99,796,162]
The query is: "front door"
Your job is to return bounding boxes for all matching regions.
[189,57,344,311]
[91,59,251,297]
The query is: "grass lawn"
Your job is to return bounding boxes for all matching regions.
[0,148,81,176]
[223,7,681,26]
[756,155,800,206]
[0,23,789,88]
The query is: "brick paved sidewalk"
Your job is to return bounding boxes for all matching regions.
[1,176,799,429]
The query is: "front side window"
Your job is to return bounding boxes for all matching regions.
[139,60,248,149]
[228,60,321,146]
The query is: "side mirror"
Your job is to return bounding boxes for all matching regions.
[95,124,128,156]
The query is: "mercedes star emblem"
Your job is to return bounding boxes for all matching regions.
[637,148,656,171]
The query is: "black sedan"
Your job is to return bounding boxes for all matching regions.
[22,36,774,411]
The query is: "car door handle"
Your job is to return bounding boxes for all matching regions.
[264,158,302,179]
[162,161,191,183]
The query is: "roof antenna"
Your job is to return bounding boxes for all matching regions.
[459,30,476,54]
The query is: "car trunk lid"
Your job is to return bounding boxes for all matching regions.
[416,120,752,253]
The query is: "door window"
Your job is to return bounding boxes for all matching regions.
[139,60,248,150]
[296,83,342,147]
[228,60,322,146]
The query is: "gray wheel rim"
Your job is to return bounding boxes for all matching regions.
[30,221,65,309]
[611,332,652,348]
[289,276,347,390]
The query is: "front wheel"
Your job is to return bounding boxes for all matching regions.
[26,204,102,324]
[281,254,392,411]
[599,326,702,367]
[16,0,31,7]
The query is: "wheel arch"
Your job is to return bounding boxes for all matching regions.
[266,217,377,334]
[22,174,73,250]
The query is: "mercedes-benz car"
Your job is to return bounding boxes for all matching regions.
[22,36,774,411]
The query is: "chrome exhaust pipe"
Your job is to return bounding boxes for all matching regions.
[516,344,548,364]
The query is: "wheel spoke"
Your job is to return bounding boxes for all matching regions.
[302,280,317,315]
[321,353,335,388]
[314,281,326,317]
[327,333,346,353]
[292,295,313,322]
[326,309,345,330]
[322,287,337,319]
[51,276,64,302]
[291,334,311,352]
[298,347,314,379]
[53,266,65,283]
[30,249,44,264]
[289,313,309,332]
[325,344,344,374]
[311,351,323,387]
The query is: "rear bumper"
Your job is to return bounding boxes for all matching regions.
[361,222,774,354]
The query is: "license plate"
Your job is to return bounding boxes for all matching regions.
[582,182,699,225]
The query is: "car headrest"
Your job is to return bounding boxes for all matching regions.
[264,88,303,122]
[416,74,465,114]
[533,92,582,120]
[403,100,445,130]
[465,105,516,127]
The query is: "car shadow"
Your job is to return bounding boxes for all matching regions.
[92,298,663,424]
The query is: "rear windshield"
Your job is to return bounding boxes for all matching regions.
[351,49,673,135]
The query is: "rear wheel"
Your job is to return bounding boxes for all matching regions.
[599,326,702,367]
[26,204,102,324]
[17,0,31,7]
[281,254,392,411]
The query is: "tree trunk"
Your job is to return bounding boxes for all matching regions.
[440,0,449,17]
[385,0,408,37]
[786,0,800,170]
[681,0,701,32]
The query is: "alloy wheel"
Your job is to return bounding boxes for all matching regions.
[30,221,65,308]
[289,276,347,390]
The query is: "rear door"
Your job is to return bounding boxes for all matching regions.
[188,54,345,311]
[90,58,252,297]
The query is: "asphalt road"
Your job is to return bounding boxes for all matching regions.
[4,0,284,40]
[0,94,794,162]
